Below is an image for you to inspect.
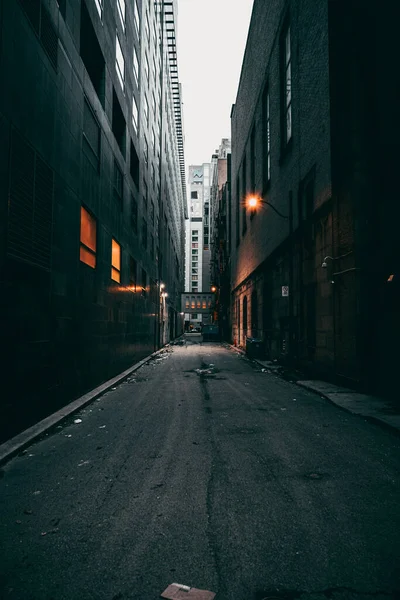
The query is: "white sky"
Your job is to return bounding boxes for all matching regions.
[177,0,254,171]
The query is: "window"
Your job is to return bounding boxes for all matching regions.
[192,236,198,242]
[192,249,198,255]
[130,256,137,290]
[130,140,139,187]
[185,297,190,309]
[192,275,198,281]
[117,0,125,30]
[282,25,292,145]
[196,298,201,308]
[192,230,198,236]
[192,243,198,248]
[113,160,123,207]
[133,46,139,85]
[132,94,138,133]
[263,86,271,185]
[142,218,147,248]
[111,238,121,282]
[143,179,148,205]
[80,206,96,268]
[94,0,103,20]
[191,191,198,199]
[242,156,247,235]
[112,88,126,156]
[83,98,100,171]
[131,194,138,233]
[134,0,140,36]
[144,95,149,127]
[243,296,248,334]
[192,268,198,274]
[80,1,105,107]
[191,297,195,308]
[145,11,150,41]
[115,34,125,90]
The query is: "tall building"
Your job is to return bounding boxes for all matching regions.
[0,0,186,441]
[210,140,231,339]
[184,163,212,328]
[229,0,399,395]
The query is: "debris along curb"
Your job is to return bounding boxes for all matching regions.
[0,345,171,466]
[226,343,400,435]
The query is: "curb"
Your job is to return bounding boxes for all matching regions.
[296,381,400,436]
[0,345,170,467]
[225,344,400,436]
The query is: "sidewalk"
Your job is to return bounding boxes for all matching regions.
[230,345,400,434]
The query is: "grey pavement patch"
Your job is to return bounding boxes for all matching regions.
[0,346,170,466]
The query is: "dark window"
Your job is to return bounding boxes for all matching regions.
[57,0,66,19]
[191,191,198,199]
[19,0,40,33]
[80,1,105,107]
[143,180,148,205]
[83,98,100,171]
[19,0,58,68]
[112,88,126,157]
[7,131,53,271]
[142,218,147,248]
[262,85,271,186]
[191,217,202,222]
[113,160,123,208]
[251,290,258,335]
[281,24,292,147]
[242,156,247,236]
[243,295,248,335]
[130,140,139,187]
[130,194,138,233]
[40,4,58,68]
[80,206,97,268]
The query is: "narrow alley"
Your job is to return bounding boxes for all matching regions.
[1,341,399,600]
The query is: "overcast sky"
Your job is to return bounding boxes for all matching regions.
[177,0,254,172]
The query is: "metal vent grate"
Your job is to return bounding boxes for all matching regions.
[7,131,53,270]
[40,5,58,69]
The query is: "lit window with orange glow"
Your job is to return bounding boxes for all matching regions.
[111,239,121,283]
[80,206,97,268]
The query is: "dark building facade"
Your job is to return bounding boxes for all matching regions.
[230,0,399,396]
[0,0,186,441]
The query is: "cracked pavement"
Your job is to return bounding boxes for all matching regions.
[0,342,399,599]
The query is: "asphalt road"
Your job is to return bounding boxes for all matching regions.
[1,340,399,600]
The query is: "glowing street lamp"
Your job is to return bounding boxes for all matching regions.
[247,195,258,210]
[160,282,165,290]
[211,285,217,293]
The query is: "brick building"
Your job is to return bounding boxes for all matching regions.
[230,0,399,395]
[0,0,186,440]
